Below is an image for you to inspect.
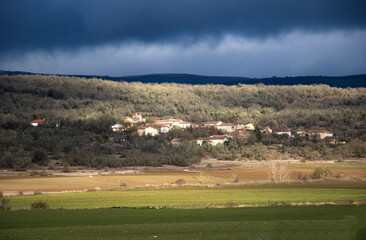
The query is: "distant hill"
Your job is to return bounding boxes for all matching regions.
[1,70,365,88]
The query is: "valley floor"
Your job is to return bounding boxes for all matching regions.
[0,159,365,196]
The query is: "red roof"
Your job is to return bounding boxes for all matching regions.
[309,130,333,134]
[171,138,183,143]
[210,135,226,139]
[202,121,221,125]
[31,119,45,123]
[218,123,234,126]
[156,119,182,123]
[196,135,227,141]
[320,130,333,134]
[274,129,290,133]
[228,130,250,136]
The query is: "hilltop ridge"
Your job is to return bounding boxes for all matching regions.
[1,70,365,88]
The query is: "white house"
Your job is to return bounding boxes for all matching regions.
[125,112,146,124]
[260,126,273,134]
[244,123,255,131]
[137,126,159,137]
[273,129,292,137]
[31,119,46,127]
[308,130,334,140]
[155,119,193,129]
[217,123,236,133]
[111,124,125,132]
[196,135,228,146]
[202,121,223,128]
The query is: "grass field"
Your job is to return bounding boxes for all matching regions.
[0,171,219,192]
[1,161,365,193]
[290,161,366,170]
[1,205,366,239]
[4,181,366,210]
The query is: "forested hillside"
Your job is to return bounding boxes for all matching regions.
[1,74,365,137]
[0,74,365,169]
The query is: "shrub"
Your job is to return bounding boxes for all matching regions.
[31,150,49,166]
[30,201,49,209]
[175,179,186,185]
[312,167,325,179]
[0,198,11,211]
[229,174,239,183]
[62,163,71,173]
[291,171,303,180]
[312,167,333,179]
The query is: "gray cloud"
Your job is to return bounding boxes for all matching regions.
[1,0,366,54]
[2,30,365,77]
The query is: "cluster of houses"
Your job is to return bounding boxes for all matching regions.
[30,113,335,146]
[110,112,335,146]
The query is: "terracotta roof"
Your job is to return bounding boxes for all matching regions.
[309,130,333,134]
[31,119,45,123]
[202,121,221,124]
[150,123,170,127]
[171,138,183,143]
[197,135,227,141]
[210,135,226,139]
[238,130,249,133]
[274,129,290,133]
[320,130,333,134]
[218,123,234,126]
[156,119,182,123]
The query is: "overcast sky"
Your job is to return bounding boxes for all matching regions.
[1,0,366,77]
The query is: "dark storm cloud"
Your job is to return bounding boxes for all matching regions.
[1,0,366,53]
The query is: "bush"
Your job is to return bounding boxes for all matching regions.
[291,171,303,180]
[0,198,11,211]
[175,179,186,185]
[229,174,239,183]
[30,201,49,209]
[31,150,49,166]
[312,167,333,179]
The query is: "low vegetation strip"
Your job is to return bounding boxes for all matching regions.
[1,206,365,240]
[5,182,366,210]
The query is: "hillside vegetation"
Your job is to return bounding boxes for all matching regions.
[0,74,365,168]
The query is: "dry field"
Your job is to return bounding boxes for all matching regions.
[0,159,365,195]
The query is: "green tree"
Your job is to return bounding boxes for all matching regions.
[32,150,49,166]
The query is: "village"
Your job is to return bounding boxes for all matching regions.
[109,112,337,146]
[30,112,338,147]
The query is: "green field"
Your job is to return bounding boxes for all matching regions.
[1,205,366,240]
[5,181,366,210]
